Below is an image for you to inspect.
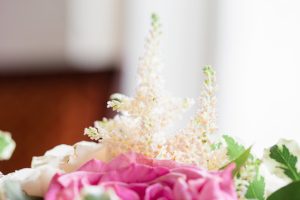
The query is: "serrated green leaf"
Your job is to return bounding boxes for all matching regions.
[269,144,300,181]
[222,146,252,175]
[267,181,300,200]
[245,175,265,200]
[223,135,246,160]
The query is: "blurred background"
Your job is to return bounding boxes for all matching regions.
[1,0,300,173]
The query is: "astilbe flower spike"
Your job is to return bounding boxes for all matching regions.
[84,13,194,159]
[84,14,228,172]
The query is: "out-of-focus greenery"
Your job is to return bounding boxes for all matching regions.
[0,131,15,160]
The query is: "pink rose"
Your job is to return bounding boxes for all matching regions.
[45,153,237,200]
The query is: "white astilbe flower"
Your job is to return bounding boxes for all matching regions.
[162,66,227,170]
[193,65,218,142]
[85,14,194,159]
[84,15,227,169]
[234,160,258,200]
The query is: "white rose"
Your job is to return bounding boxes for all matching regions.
[0,166,59,197]
[1,140,109,197]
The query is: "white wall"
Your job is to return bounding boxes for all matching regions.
[0,0,66,70]
[122,0,300,155]
[121,0,215,97]
[215,0,300,154]
[0,0,121,72]
[66,0,121,70]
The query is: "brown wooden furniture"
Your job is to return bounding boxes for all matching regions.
[0,69,117,174]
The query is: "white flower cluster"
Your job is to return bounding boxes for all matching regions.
[161,66,228,170]
[84,14,227,170]
[235,160,259,200]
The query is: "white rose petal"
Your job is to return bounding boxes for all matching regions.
[32,144,74,169]
[63,141,108,172]
[1,140,110,197]
[260,163,289,196]
[0,166,59,197]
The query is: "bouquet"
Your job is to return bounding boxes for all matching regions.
[1,14,300,200]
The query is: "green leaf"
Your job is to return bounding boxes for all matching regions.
[232,146,252,175]
[269,144,300,181]
[0,132,10,154]
[0,131,15,160]
[245,175,265,200]
[223,135,246,160]
[223,135,265,198]
[222,146,252,175]
[267,181,300,200]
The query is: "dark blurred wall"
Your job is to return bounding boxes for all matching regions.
[0,69,117,174]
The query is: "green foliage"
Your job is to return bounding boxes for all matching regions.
[222,146,252,176]
[0,131,15,160]
[0,133,9,153]
[245,175,265,200]
[203,65,215,85]
[151,13,159,24]
[269,144,300,181]
[151,13,160,32]
[233,146,252,175]
[223,135,246,160]
[203,65,215,77]
[222,135,251,175]
[267,181,300,200]
[222,135,265,199]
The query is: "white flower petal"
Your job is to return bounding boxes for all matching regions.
[31,141,109,173]
[62,141,109,172]
[32,144,74,169]
[0,166,59,197]
[1,140,110,197]
[260,163,289,196]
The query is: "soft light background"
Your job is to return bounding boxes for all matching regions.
[124,0,300,155]
[1,0,300,156]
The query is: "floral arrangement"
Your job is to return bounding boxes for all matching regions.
[1,14,300,200]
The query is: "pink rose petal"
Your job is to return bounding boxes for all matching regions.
[46,153,238,200]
